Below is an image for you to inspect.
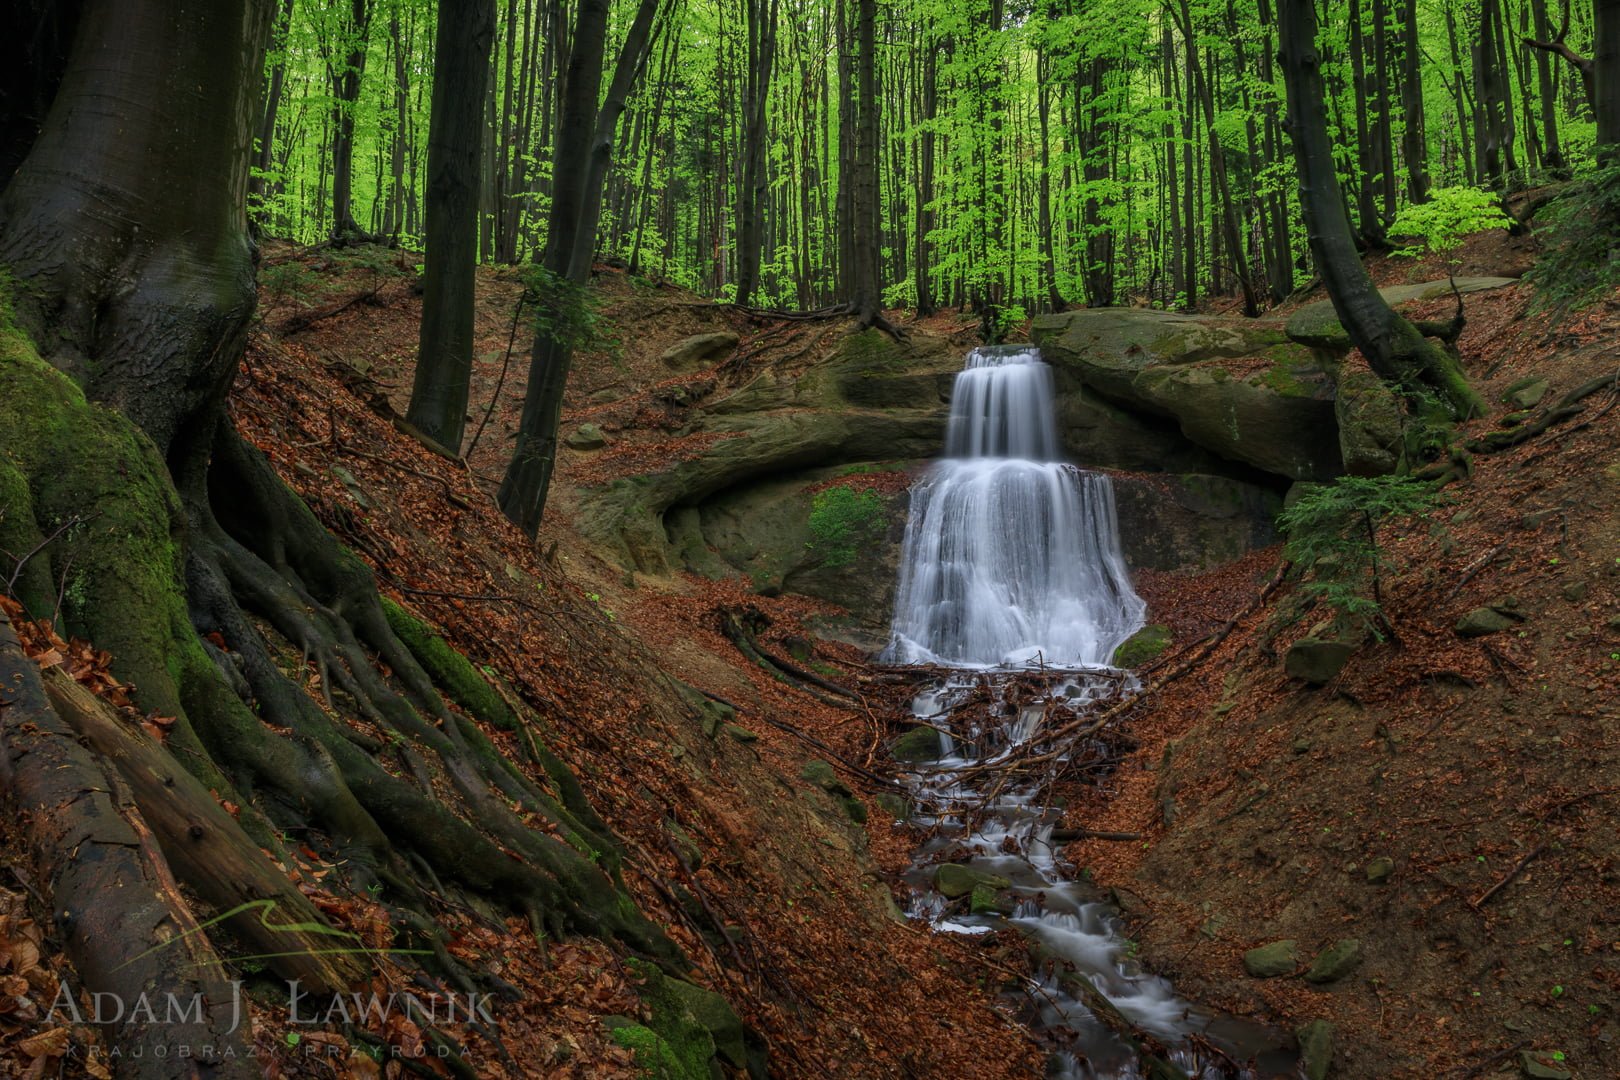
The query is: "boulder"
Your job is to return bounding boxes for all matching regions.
[565,422,607,450]
[1131,351,1341,480]
[1112,624,1172,668]
[1456,607,1519,638]
[932,863,1009,899]
[799,759,851,798]
[1032,308,1294,406]
[1518,1050,1573,1080]
[661,331,739,371]
[1365,856,1395,884]
[1032,308,1341,481]
[888,726,945,763]
[1286,278,1517,351]
[1297,1019,1335,1080]
[969,883,1009,915]
[1243,939,1300,978]
[1305,938,1363,984]
[1285,638,1357,685]
[1503,377,1550,410]
[1334,364,1405,477]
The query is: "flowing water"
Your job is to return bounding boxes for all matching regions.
[883,346,1295,1079]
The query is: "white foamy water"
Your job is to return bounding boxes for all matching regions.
[884,346,1145,668]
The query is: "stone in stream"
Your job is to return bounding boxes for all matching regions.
[1304,939,1363,984]
[969,883,1010,915]
[1285,637,1357,684]
[932,863,1009,900]
[1243,940,1300,978]
[1296,1019,1335,1080]
[888,726,944,763]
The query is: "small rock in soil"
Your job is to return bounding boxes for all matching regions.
[1305,938,1363,984]
[1285,638,1357,684]
[1243,940,1300,978]
[1457,607,1520,638]
[1365,856,1394,884]
[1518,1049,1573,1079]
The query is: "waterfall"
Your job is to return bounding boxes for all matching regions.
[885,346,1146,668]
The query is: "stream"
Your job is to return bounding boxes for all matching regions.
[881,347,1298,1079]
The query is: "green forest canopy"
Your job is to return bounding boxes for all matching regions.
[255,0,1608,315]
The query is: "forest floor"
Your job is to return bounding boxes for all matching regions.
[4,227,1614,1079]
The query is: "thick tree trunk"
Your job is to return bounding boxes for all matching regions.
[2,1,686,1066]
[848,0,882,323]
[1278,0,1485,420]
[734,0,778,306]
[1599,0,1620,149]
[407,0,496,454]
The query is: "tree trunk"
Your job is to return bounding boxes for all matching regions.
[848,0,882,323]
[734,0,778,306]
[1599,0,1620,149]
[1,1,684,1065]
[1278,0,1485,420]
[407,0,496,455]
[498,0,662,537]
[249,0,296,230]
[329,0,372,240]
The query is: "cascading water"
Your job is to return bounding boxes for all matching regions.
[884,346,1294,1079]
[884,346,1145,668]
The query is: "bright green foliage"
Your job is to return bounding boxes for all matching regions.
[1388,187,1512,259]
[1278,477,1446,637]
[1526,164,1620,312]
[522,265,619,355]
[806,486,884,567]
[252,0,1606,314]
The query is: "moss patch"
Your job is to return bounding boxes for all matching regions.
[1112,624,1173,668]
[380,596,516,730]
[626,959,747,1075]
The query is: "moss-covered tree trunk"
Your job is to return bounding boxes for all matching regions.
[0,0,686,1070]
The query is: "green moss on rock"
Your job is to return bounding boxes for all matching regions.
[380,596,516,730]
[626,960,748,1075]
[1112,625,1172,668]
[888,726,944,762]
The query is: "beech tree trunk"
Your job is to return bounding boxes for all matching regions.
[1277,0,1485,420]
[1,3,684,1068]
[329,0,372,240]
[407,0,496,454]
[498,0,662,537]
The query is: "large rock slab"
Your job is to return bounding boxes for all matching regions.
[1285,277,1517,351]
[660,331,739,371]
[1033,308,1341,481]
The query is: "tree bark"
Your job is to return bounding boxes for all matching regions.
[329,0,373,240]
[1278,0,1485,420]
[407,0,496,454]
[498,0,663,537]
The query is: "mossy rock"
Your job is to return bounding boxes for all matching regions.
[1297,1019,1334,1080]
[933,863,1009,899]
[888,726,944,763]
[800,759,852,798]
[381,597,516,730]
[1305,938,1363,984]
[1112,625,1172,668]
[627,960,748,1073]
[608,1021,699,1079]
[1335,364,1405,477]
[1284,638,1357,685]
[1243,940,1300,978]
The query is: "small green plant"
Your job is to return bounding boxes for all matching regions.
[1388,186,1512,261]
[1278,476,1447,639]
[523,265,619,355]
[807,486,884,568]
